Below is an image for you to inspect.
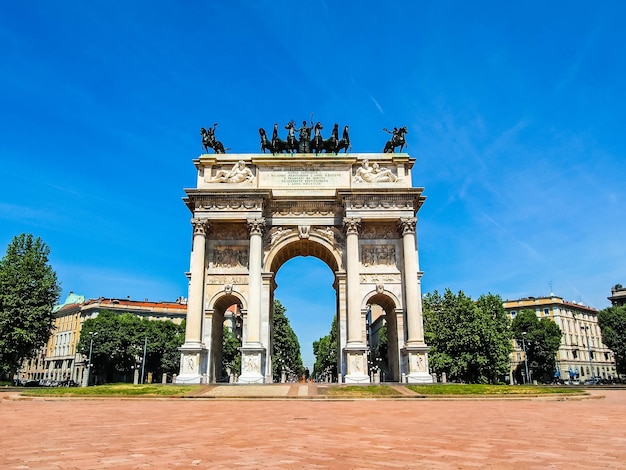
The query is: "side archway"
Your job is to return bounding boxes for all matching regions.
[205,292,247,383]
[363,290,402,381]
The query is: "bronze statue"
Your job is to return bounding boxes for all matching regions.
[311,122,324,154]
[259,128,274,154]
[296,119,313,153]
[284,120,298,153]
[270,123,291,154]
[200,124,227,154]
[383,126,408,153]
[336,125,351,153]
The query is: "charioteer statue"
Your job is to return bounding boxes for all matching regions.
[259,118,350,155]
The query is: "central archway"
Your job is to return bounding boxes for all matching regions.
[265,235,342,383]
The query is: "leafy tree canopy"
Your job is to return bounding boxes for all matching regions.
[511,309,562,383]
[423,289,512,384]
[271,299,303,381]
[313,315,338,381]
[222,325,241,378]
[598,305,626,375]
[0,234,60,378]
[77,311,185,383]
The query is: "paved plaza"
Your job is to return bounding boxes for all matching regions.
[2,388,625,469]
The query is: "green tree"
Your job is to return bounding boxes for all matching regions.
[423,289,512,384]
[511,309,562,383]
[597,305,626,376]
[222,325,241,378]
[0,234,60,378]
[313,316,338,380]
[78,311,185,383]
[371,323,388,375]
[271,300,303,381]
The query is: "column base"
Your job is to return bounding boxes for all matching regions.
[238,344,266,384]
[177,343,205,384]
[405,372,433,384]
[343,345,370,384]
[402,344,431,383]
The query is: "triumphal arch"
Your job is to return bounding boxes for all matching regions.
[176,141,431,384]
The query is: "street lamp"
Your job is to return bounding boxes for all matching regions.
[581,324,594,381]
[140,337,147,384]
[521,332,530,384]
[84,332,98,387]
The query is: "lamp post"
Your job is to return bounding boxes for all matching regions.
[581,324,594,380]
[140,337,147,384]
[83,332,97,387]
[521,332,530,384]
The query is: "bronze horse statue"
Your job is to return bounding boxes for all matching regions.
[270,121,298,154]
[200,124,227,154]
[383,126,408,153]
[323,124,350,154]
[311,122,325,154]
[336,125,351,153]
[259,128,274,154]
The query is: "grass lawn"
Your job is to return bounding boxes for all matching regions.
[320,384,585,398]
[321,385,403,397]
[405,384,584,395]
[20,383,202,397]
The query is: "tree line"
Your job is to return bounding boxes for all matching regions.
[2,233,626,384]
[313,289,626,384]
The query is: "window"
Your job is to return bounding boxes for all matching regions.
[572,350,578,359]
[543,308,550,316]
[510,310,516,318]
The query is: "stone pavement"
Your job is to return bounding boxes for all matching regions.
[1,388,625,469]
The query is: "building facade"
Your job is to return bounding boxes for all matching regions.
[504,296,616,383]
[19,294,187,385]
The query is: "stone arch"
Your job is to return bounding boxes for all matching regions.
[205,292,246,383]
[265,232,342,275]
[262,233,343,382]
[363,291,402,382]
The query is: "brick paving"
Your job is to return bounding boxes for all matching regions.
[1,388,625,469]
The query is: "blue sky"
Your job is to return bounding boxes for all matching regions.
[2,2,625,369]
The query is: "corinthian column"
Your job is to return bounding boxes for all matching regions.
[185,218,209,345]
[398,216,424,344]
[343,217,362,345]
[246,217,265,344]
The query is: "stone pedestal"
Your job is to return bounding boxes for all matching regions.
[238,345,266,384]
[404,347,433,384]
[176,346,204,384]
[344,348,370,383]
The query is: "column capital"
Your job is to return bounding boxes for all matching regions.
[343,217,361,235]
[397,216,417,236]
[247,217,266,236]
[191,218,210,235]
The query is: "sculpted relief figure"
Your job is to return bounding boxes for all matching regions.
[211,160,255,183]
[354,159,398,183]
